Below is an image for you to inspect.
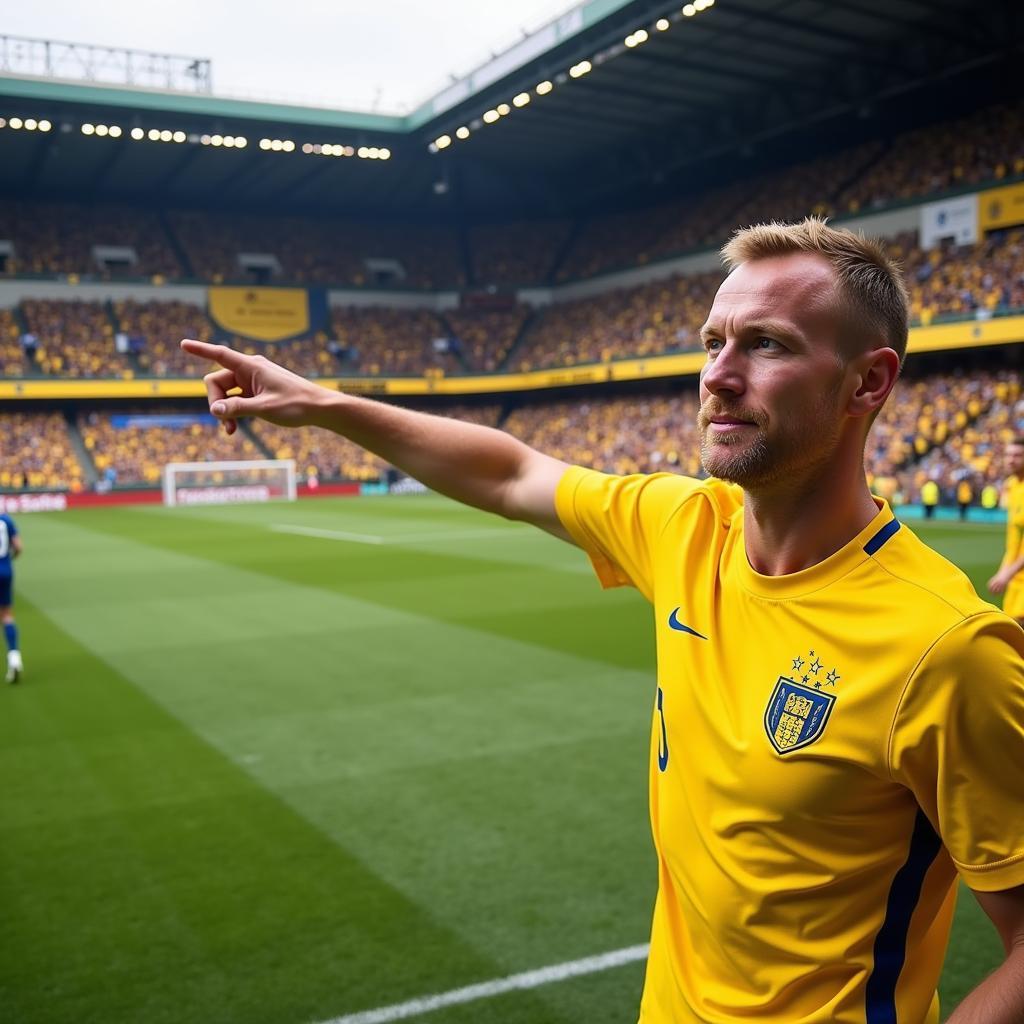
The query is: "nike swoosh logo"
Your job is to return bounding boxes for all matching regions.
[667,607,707,639]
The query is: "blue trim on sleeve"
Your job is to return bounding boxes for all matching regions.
[864,808,943,1023]
[864,519,901,556]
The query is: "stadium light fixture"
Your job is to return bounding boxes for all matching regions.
[656,17,671,30]
[569,60,592,78]
[39,119,52,131]
[379,148,390,160]
[512,92,530,108]
[109,125,122,138]
[80,122,94,134]
[497,102,511,116]
[96,124,109,137]
[259,138,271,150]
[683,4,696,15]
[173,130,186,143]
[482,109,499,124]
[455,125,470,139]
[0,118,6,128]
[435,134,452,150]
[282,140,294,152]
[160,129,173,142]
[131,127,144,140]
[536,80,553,95]
[24,118,37,130]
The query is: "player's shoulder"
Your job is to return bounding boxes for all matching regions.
[869,517,995,621]
[560,466,741,524]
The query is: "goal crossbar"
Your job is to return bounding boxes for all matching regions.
[162,459,297,507]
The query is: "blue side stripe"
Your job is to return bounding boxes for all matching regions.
[864,519,901,556]
[865,809,943,1024]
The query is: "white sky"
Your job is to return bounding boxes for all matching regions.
[1,0,580,113]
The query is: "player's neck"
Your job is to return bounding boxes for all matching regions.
[741,460,879,577]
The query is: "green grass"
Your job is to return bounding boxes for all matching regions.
[0,498,1007,1023]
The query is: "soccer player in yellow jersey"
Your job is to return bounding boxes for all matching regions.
[988,441,1024,625]
[183,217,1024,1024]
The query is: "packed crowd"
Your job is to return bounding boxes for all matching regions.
[169,211,466,289]
[80,410,263,485]
[0,412,86,491]
[0,99,1022,292]
[114,299,217,377]
[330,306,456,376]
[514,271,721,371]
[21,300,130,378]
[503,391,703,478]
[838,101,1024,213]
[0,201,181,279]
[442,305,532,373]
[0,308,29,377]
[469,220,571,286]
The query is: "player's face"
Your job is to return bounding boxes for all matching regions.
[1007,442,1024,477]
[698,253,851,488]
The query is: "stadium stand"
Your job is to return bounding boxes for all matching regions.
[441,305,531,372]
[21,299,129,378]
[169,211,466,288]
[114,299,217,377]
[469,220,572,286]
[80,410,264,485]
[329,306,456,376]
[0,411,85,491]
[514,271,722,371]
[0,200,182,279]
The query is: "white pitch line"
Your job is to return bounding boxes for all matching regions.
[271,525,387,544]
[315,944,649,1024]
[271,525,531,545]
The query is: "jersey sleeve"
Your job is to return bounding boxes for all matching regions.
[555,466,721,602]
[889,612,1024,892]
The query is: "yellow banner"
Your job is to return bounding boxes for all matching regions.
[208,287,309,342]
[1,318,1022,400]
[978,182,1024,232]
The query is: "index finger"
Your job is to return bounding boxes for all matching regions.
[180,339,248,370]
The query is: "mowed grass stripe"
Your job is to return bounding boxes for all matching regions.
[17,512,656,975]
[0,594,551,1024]
[47,498,654,671]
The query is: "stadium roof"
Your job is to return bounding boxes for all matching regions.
[0,0,1017,218]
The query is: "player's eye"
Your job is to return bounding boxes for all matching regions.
[704,337,723,354]
[756,336,783,351]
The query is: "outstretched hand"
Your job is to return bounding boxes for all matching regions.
[180,339,328,435]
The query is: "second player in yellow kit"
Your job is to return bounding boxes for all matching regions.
[999,476,1024,621]
[558,467,1024,1024]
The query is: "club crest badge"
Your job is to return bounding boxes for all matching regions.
[764,676,835,755]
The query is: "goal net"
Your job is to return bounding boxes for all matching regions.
[162,459,297,507]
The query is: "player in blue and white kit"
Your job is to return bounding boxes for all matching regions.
[0,513,23,683]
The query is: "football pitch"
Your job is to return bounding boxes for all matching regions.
[0,495,1007,1024]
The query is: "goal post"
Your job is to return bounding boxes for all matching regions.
[162,459,297,507]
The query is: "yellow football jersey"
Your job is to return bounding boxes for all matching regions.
[556,466,1024,1024]
[1002,476,1024,619]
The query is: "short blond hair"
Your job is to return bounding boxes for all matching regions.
[721,217,910,363]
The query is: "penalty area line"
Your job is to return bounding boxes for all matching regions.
[271,524,532,545]
[316,943,649,1024]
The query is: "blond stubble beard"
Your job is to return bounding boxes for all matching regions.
[698,388,843,488]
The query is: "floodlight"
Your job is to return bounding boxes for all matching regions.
[435,134,452,149]
[497,103,511,116]
[456,126,470,139]
[173,130,186,143]
[80,122,93,134]
[282,140,295,152]
[24,118,37,130]
[131,127,144,140]
[683,4,696,15]
[160,129,173,142]
[536,80,553,95]
[109,125,122,138]
[211,134,224,146]
[513,93,530,108]
[483,109,499,124]
[379,148,391,159]
[96,124,109,137]
[656,18,670,30]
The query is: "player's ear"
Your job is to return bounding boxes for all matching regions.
[846,347,900,419]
